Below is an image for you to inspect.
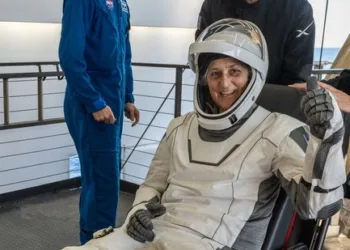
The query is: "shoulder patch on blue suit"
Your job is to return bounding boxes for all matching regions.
[120,0,128,13]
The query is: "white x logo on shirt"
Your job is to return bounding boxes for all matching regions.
[296,21,314,38]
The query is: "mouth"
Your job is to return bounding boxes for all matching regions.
[220,91,235,97]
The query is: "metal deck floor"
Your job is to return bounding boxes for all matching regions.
[0,189,349,250]
[0,189,134,250]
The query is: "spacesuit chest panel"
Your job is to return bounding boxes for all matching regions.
[188,107,271,165]
[161,109,308,247]
[169,107,279,183]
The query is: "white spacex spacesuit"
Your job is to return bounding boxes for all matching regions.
[63,19,346,250]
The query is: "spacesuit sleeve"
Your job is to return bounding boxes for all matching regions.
[278,9,315,85]
[133,132,171,205]
[59,0,107,113]
[272,124,346,220]
[124,33,135,104]
[123,129,172,223]
[195,0,211,40]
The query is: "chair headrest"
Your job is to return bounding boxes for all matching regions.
[256,84,307,122]
[256,83,349,156]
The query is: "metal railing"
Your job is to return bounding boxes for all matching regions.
[0,63,344,130]
[0,61,189,198]
[0,62,187,130]
[0,62,65,129]
[0,61,346,200]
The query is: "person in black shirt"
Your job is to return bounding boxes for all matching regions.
[195,0,316,86]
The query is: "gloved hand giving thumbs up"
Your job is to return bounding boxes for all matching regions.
[300,76,335,140]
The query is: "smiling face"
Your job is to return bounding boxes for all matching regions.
[206,57,250,113]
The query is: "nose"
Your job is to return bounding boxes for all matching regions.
[220,74,231,88]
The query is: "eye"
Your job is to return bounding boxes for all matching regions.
[210,71,220,77]
[230,68,241,76]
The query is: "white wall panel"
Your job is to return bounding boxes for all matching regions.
[0,146,74,172]
[0,134,72,158]
[127,0,203,28]
[0,0,63,23]
[43,78,66,94]
[9,95,37,112]
[0,0,203,28]
[0,22,60,62]
[0,173,71,194]
[0,22,195,65]
[0,123,68,143]
[124,149,154,167]
[1,160,69,186]
[43,107,64,119]
[9,110,38,123]
[0,123,76,194]
[8,80,38,96]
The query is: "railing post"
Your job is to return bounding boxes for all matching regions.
[37,77,43,121]
[174,67,183,118]
[313,64,324,81]
[3,78,9,125]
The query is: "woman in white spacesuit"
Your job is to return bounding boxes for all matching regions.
[63,19,346,250]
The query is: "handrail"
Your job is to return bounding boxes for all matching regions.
[0,61,188,131]
[0,69,344,79]
[312,69,344,74]
[0,61,346,70]
[0,61,60,67]
[0,71,64,79]
[0,61,189,69]
[0,61,347,131]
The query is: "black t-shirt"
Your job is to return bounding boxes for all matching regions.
[195,0,316,86]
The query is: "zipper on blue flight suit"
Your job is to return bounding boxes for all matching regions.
[116,1,124,70]
[116,0,122,45]
[116,0,126,106]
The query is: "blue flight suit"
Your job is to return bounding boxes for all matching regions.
[58,0,134,244]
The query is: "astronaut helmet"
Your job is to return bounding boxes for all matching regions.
[188,18,269,131]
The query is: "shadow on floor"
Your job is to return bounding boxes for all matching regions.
[0,188,134,250]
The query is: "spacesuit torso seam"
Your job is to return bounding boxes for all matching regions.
[166,112,193,142]
[163,115,193,203]
[211,119,279,243]
[211,213,226,239]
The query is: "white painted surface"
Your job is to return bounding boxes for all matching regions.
[0,0,203,28]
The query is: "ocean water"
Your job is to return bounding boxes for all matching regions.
[314,47,341,69]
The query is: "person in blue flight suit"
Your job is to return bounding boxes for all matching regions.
[58,0,140,245]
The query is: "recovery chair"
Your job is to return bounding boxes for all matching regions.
[256,83,349,250]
